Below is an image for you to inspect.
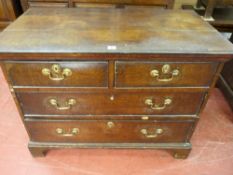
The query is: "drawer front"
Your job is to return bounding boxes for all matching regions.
[29,2,69,8]
[72,0,169,6]
[29,0,68,1]
[28,0,68,7]
[25,119,194,143]
[5,62,108,87]
[17,90,204,115]
[74,3,116,8]
[115,62,218,87]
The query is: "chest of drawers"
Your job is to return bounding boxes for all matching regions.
[0,7,232,159]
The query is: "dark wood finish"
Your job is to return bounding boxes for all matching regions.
[25,119,194,143]
[5,62,108,87]
[24,115,198,121]
[17,90,205,115]
[0,8,232,159]
[0,0,22,30]
[28,146,48,157]
[171,148,192,159]
[20,0,174,11]
[116,62,218,87]
[28,142,192,157]
[13,86,209,93]
[1,54,232,62]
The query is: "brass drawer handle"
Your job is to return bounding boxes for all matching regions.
[145,98,172,110]
[42,64,72,81]
[56,128,79,137]
[140,128,163,138]
[49,98,76,110]
[150,64,179,82]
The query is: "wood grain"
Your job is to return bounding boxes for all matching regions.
[5,61,108,87]
[116,62,218,87]
[16,90,205,115]
[0,8,232,56]
[25,119,194,143]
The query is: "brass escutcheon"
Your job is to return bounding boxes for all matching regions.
[107,121,115,128]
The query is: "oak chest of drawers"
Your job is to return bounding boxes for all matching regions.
[0,7,232,159]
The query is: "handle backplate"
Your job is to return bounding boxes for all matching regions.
[140,128,164,138]
[42,64,72,81]
[145,97,172,110]
[150,64,179,82]
[49,98,76,110]
[56,128,79,137]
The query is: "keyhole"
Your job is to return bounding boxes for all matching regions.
[110,95,114,101]
[52,64,60,73]
[162,64,171,74]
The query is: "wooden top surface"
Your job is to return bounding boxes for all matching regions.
[0,7,232,57]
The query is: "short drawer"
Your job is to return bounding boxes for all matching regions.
[17,90,205,115]
[115,62,218,87]
[5,62,108,87]
[25,119,194,143]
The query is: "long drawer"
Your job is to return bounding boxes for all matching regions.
[25,119,194,143]
[5,62,108,87]
[28,2,69,8]
[17,90,205,115]
[115,62,218,87]
[73,0,171,6]
[28,0,68,7]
